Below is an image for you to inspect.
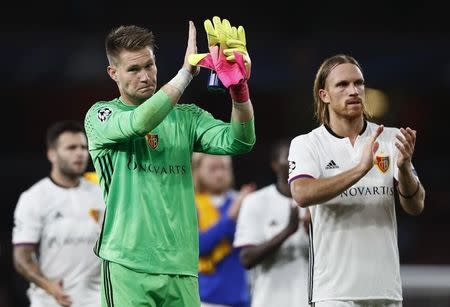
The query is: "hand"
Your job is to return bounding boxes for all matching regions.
[188,16,250,87]
[286,205,300,235]
[183,21,200,76]
[395,127,416,171]
[47,280,72,307]
[359,124,384,174]
[301,208,311,234]
[227,182,256,220]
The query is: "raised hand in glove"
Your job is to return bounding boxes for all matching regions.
[188,16,250,88]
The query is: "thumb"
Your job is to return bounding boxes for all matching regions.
[370,125,383,154]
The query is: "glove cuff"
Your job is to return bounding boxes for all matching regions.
[229,80,250,103]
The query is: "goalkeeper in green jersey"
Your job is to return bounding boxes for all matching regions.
[84,18,255,307]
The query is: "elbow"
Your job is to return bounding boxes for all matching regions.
[239,249,255,270]
[291,189,312,208]
[293,197,311,208]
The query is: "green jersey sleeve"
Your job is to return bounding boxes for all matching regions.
[85,91,173,151]
[189,105,256,155]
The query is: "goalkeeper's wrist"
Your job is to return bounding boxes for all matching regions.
[168,68,193,93]
[229,80,250,103]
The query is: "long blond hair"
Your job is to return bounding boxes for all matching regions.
[313,54,370,125]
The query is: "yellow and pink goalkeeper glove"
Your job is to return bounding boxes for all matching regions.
[188,16,251,89]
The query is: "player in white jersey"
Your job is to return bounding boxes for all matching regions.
[288,54,425,307]
[234,139,311,307]
[12,120,105,307]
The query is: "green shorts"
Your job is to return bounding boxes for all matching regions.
[101,260,200,307]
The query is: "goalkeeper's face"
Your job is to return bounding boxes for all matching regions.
[108,47,158,105]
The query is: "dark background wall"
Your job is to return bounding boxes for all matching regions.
[1,1,449,306]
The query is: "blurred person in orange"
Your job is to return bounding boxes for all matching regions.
[192,153,255,307]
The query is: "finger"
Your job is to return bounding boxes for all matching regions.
[188,21,197,47]
[222,18,232,39]
[403,127,417,146]
[371,124,384,143]
[237,26,246,45]
[231,26,238,39]
[395,142,409,157]
[225,39,246,48]
[212,16,222,34]
[204,19,215,35]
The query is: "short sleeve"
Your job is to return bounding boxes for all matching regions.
[12,192,43,244]
[233,193,265,247]
[288,134,321,184]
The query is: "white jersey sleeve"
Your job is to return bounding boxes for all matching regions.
[13,190,43,244]
[233,192,266,247]
[288,134,321,183]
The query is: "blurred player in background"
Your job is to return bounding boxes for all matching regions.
[234,139,310,307]
[288,54,425,307]
[192,153,255,307]
[84,16,254,306]
[12,120,105,307]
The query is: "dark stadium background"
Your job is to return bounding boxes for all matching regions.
[1,2,449,306]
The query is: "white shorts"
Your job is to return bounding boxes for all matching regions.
[313,300,402,307]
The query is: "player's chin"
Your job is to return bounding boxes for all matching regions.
[136,89,155,100]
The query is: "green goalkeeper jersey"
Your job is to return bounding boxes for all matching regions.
[85,92,255,277]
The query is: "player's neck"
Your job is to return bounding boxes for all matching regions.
[328,117,365,145]
[50,170,80,188]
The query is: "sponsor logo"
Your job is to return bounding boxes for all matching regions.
[127,158,187,175]
[340,185,395,197]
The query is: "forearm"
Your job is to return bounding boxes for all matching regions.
[292,165,367,207]
[13,247,52,292]
[199,217,235,255]
[397,167,425,215]
[133,69,193,134]
[239,229,293,269]
[231,101,254,122]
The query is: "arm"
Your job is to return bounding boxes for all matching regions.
[239,205,299,269]
[85,21,199,146]
[395,127,425,215]
[199,184,255,255]
[291,125,384,207]
[13,245,72,307]
[199,216,236,256]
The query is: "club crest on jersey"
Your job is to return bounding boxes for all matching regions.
[97,107,112,122]
[145,133,159,150]
[88,208,100,223]
[375,154,390,173]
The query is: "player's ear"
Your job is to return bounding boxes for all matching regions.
[107,66,118,82]
[47,148,56,164]
[319,89,330,103]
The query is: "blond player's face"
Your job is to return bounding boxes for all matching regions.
[321,63,365,121]
[198,156,233,195]
[52,132,89,177]
[109,47,158,105]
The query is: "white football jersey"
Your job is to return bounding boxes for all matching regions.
[233,184,310,307]
[288,121,416,302]
[12,177,105,307]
